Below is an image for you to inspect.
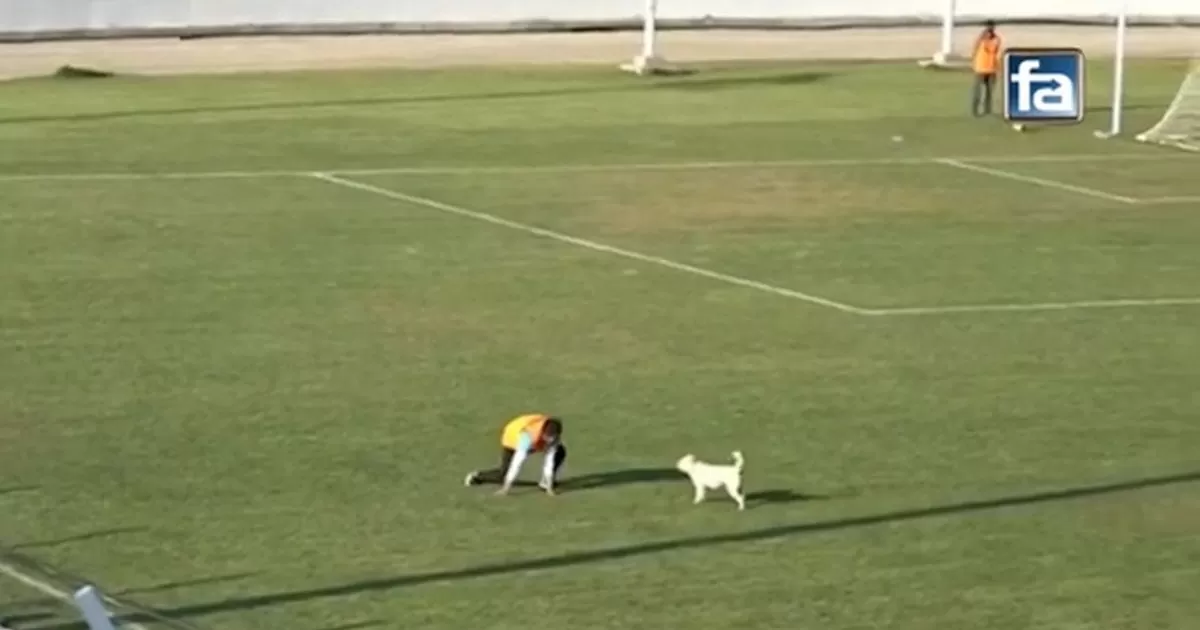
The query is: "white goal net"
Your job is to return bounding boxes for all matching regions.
[1137,60,1200,151]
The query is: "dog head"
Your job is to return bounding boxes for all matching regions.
[675,454,696,473]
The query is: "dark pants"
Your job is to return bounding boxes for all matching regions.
[474,445,568,484]
[972,72,996,117]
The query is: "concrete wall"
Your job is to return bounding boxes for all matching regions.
[2,0,1199,41]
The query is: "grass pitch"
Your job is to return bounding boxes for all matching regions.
[1,57,1198,630]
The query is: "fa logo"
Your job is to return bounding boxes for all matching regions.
[1003,48,1085,123]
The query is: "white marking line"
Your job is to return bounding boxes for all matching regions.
[4,158,1196,317]
[0,152,1190,182]
[1138,195,1200,204]
[309,172,872,315]
[934,158,1141,204]
[0,170,297,183]
[311,172,1200,318]
[873,297,1200,316]
[0,561,150,630]
[327,152,1178,176]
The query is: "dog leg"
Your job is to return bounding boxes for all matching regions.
[692,485,706,505]
[725,484,746,511]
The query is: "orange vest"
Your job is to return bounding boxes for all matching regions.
[500,414,550,451]
[972,35,1001,74]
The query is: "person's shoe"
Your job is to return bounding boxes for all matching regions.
[464,471,480,487]
[539,478,556,495]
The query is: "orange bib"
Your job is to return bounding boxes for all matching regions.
[501,414,549,451]
[973,36,1001,74]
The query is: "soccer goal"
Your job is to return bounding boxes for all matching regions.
[1090,0,1199,149]
[1136,59,1200,151]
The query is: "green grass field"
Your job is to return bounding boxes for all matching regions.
[1,57,1198,630]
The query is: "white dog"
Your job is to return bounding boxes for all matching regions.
[675,450,746,510]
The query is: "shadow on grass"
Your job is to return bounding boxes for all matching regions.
[315,622,383,630]
[0,71,835,125]
[656,71,834,90]
[30,469,1200,630]
[0,553,235,630]
[565,467,684,490]
[115,572,259,598]
[2,610,58,626]
[53,65,115,80]
[495,467,681,491]
[1088,104,1160,114]
[0,486,38,497]
[13,527,146,551]
[746,489,829,505]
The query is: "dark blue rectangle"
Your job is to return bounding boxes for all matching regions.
[1003,49,1085,123]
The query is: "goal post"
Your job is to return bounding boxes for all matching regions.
[919,0,965,68]
[619,0,672,75]
[1094,0,1130,139]
[623,0,970,72]
[1096,0,1199,150]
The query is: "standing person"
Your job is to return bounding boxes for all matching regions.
[464,414,566,496]
[971,20,1003,117]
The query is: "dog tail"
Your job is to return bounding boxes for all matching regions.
[731,450,744,471]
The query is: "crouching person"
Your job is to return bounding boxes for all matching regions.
[464,414,566,496]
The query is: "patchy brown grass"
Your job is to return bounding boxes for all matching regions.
[514,166,953,235]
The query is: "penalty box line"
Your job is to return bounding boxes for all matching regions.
[308,172,872,315]
[0,151,1193,182]
[934,158,1140,204]
[307,173,1200,317]
[0,158,1193,318]
[935,159,1200,206]
[1138,195,1200,204]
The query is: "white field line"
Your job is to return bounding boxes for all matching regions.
[934,158,1141,204]
[871,297,1200,316]
[0,561,150,630]
[327,152,1180,176]
[1137,195,1200,204]
[309,172,872,315]
[308,173,1200,318]
[0,170,298,183]
[0,152,1191,182]
[4,156,1197,317]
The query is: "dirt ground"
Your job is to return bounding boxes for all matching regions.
[0,26,1196,79]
